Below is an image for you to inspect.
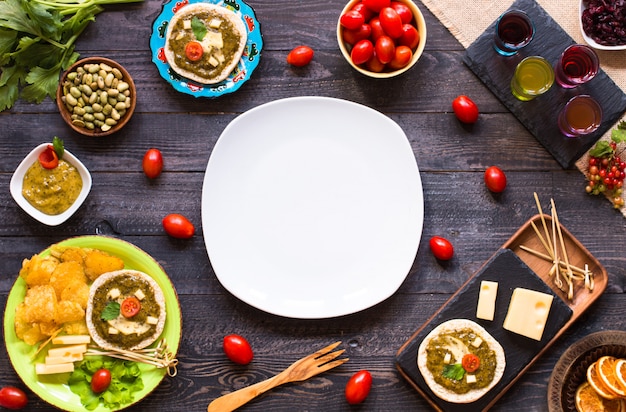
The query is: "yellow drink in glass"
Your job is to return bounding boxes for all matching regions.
[511,56,554,101]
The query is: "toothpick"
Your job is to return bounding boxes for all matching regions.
[534,192,554,255]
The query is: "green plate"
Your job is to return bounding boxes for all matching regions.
[3,236,182,411]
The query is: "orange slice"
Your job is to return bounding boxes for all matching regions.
[616,359,626,393]
[598,356,626,397]
[589,361,621,400]
[576,382,624,412]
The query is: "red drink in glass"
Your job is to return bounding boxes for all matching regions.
[493,10,535,56]
[555,44,599,88]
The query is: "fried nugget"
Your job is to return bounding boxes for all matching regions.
[49,261,87,299]
[19,254,59,287]
[83,249,125,281]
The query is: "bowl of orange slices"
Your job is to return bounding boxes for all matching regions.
[548,331,626,412]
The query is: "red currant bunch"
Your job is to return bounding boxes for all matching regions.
[586,130,626,208]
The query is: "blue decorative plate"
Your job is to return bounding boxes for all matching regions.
[150,0,262,97]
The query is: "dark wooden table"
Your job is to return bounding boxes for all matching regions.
[1,0,625,410]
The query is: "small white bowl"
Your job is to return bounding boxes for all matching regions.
[10,143,92,226]
[580,0,626,51]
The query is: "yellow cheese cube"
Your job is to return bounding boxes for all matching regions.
[503,288,553,341]
[476,280,498,321]
[36,362,75,375]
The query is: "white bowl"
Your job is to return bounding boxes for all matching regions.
[10,143,92,226]
[580,0,626,50]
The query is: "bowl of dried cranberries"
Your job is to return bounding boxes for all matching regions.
[337,0,427,78]
[580,0,626,50]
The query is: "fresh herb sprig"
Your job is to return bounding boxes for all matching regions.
[0,0,143,112]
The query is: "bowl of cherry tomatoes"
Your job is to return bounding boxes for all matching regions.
[337,0,427,78]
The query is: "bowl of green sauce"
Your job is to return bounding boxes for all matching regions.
[10,143,92,226]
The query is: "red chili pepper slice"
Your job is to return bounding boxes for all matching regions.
[38,145,59,169]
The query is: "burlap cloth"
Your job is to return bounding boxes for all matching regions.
[419,0,626,216]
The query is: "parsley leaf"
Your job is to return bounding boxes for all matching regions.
[101,301,120,321]
[442,363,465,381]
[52,136,64,159]
[191,16,207,40]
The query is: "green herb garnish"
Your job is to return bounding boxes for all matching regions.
[69,357,143,411]
[52,136,64,159]
[0,0,143,111]
[191,16,207,40]
[101,301,120,321]
[442,363,465,381]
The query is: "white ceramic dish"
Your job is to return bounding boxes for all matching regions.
[579,0,626,50]
[202,96,424,319]
[10,143,92,226]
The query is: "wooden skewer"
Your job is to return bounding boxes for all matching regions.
[530,220,554,259]
[534,192,554,256]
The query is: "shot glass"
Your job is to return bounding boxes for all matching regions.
[510,56,555,101]
[558,95,602,138]
[493,10,535,56]
[555,44,599,88]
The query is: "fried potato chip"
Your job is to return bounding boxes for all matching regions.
[22,285,57,324]
[19,254,58,287]
[60,280,90,309]
[83,249,125,281]
[49,261,87,299]
[54,246,88,264]
[55,300,85,324]
[63,320,89,336]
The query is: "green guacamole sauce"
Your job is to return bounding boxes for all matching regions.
[425,328,498,394]
[90,274,161,350]
[168,11,242,80]
[22,159,82,215]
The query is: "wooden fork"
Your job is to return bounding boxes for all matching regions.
[207,341,348,412]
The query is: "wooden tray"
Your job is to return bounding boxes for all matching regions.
[396,215,607,411]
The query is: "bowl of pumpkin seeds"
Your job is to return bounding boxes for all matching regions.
[56,57,136,136]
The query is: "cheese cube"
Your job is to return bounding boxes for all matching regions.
[135,289,145,300]
[52,335,91,345]
[443,353,451,364]
[107,288,121,299]
[183,19,192,30]
[45,353,83,365]
[36,362,75,375]
[503,288,553,341]
[466,374,477,384]
[471,337,483,348]
[47,344,87,358]
[476,280,498,321]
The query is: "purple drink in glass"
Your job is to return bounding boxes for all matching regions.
[493,10,535,56]
[555,44,599,88]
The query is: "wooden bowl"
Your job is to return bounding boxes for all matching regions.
[337,0,427,78]
[56,57,136,137]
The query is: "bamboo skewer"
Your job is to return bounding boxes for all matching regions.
[86,339,179,377]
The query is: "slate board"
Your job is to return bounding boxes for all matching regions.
[395,248,573,412]
[462,0,626,169]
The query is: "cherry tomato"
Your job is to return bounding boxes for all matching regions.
[91,369,112,394]
[399,23,420,49]
[342,24,372,45]
[345,370,372,405]
[142,148,163,179]
[388,45,412,69]
[366,53,386,72]
[185,41,203,61]
[120,296,141,318]
[375,35,395,64]
[369,17,385,41]
[223,334,254,365]
[429,236,454,260]
[351,2,374,21]
[452,95,479,124]
[340,10,365,30]
[484,166,507,193]
[0,386,28,410]
[462,354,480,373]
[362,0,390,13]
[351,39,374,65]
[38,145,58,169]
[379,7,403,38]
[391,1,413,23]
[286,45,314,67]
[162,213,195,239]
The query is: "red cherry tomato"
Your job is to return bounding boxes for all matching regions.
[429,236,454,260]
[38,145,59,169]
[351,39,374,65]
[0,386,28,410]
[345,370,372,405]
[91,369,112,394]
[452,95,479,124]
[223,334,254,365]
[143,148,163,179]
[391,1,413,23]
[351,2,374,21]
[340,10,365,30]
[366,53,386,72]
[462,354,480,373]
[185,41,203,61]
[120,296,141,318]
[362,0,390,12]
[342,24,372,45]
[374,35,395,64]
[286,45,314,67]
[484,166,507,193]
[162,213,195,239]
[379,7,403,38]
[369,17,386,41]
[399,23,420,49]
[388,45,412,69]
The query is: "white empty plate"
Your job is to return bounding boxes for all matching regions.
[201,96,423,318]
